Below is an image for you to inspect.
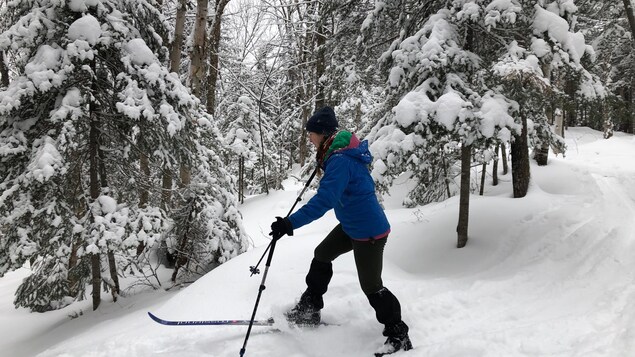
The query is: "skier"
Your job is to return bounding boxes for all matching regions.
[269,106,413,356]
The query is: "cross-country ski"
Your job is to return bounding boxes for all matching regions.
[147,312,274,327]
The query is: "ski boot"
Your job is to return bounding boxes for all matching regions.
[284,290,322,327]
[374,321,413,356]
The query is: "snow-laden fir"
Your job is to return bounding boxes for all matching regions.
[1,126,634,356]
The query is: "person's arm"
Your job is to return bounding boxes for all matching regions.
[288,156,350,230]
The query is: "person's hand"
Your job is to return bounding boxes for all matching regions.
[270,216,293,241]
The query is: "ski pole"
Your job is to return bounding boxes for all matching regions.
[248,166,319,277]
[239,166,319,357]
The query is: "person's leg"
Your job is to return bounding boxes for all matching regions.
[307,223,354,301]
[351,238,385,296]
[352,238,412,354]
[286,224,352,324]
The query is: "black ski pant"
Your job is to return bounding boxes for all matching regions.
[303,224,406,330]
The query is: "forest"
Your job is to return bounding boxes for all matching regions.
[0,0,632,314]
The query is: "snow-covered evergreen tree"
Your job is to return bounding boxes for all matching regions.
[364,0,604,205]
[0,0,246,311]
[224,96,262,201]
[365,7,511,207]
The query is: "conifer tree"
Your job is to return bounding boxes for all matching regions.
[0,0,246,311]
[362,0,604,247]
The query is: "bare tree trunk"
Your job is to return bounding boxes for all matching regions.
[171,199,195,283]
[89,100,101,311]
[555,110,564,137]
[511,112,531,198]
[190,0,208,98]
[0,51,9,87]
[136,142,150,256]
[164,0,182,213]
[354,101,362,131]
[139,152,150,207]
[479,162,486,195]
[170,162,193,280]
[534,141,549,166]
[603,101,614,139]
[501,143,509,175]
[238,156,244,204]
[170,0,187,74]
[68,150,84,297]
[206,0,231,114]
[492,144,499,186]
[106,251,119,301]
[564,78,577,128]
[159,0,184,269]
[457,145,471,248]
[90,254,101,310]
[299,105,310,166]
[180,165,191,186]
[534,61,552,166]
[97,131,119,300]
[314,11,326,109]
[623,0,635,38]
[162,170,172,210]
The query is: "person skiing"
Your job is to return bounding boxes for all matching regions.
[269,106,413,355]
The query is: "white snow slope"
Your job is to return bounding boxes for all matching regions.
[1,127,634,357]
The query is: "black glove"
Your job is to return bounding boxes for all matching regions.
[269,216,293,240]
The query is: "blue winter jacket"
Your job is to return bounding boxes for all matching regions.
[288,132,391,240]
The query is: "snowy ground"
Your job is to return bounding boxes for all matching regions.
[1,127,634,357]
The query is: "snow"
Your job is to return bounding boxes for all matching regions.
[67,15,102,46]
[478,93,519,140]
[25,45,63,92]
[27,136,63,183]
[2,127,635,356]
[532,5,587,64]
[483,0,522,27]
[123,39,157,67]
[97,195,117,214]
[435,91,467,130]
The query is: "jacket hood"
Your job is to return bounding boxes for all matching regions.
[325,131,372,165]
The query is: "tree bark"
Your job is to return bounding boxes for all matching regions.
[511,112,531,198]
[161,169,172,210]
[161,0,185,267]
[96,123,120,300]
[0,51,9,87]
[622,0,635,135]
[190,0,209,98]
[623,0,635,39]
[314,9,326,109]
[171,199,195,282]
[299,105,310,166]
[139,151,150,207]
[68,150,84,297]
[501,143,509,175]
[170,0,187,74]
[479,162,486,195]
[457,145,471,248]
[492,144,499,186]
[238,156,244,203]
[206,0,231,114]
[89,101,101,311]
[136,143,150,256]
[534,141,549,166]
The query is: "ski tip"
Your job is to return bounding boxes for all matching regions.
[147,311,161,322]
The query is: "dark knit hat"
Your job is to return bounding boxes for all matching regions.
[306,106,338,135]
